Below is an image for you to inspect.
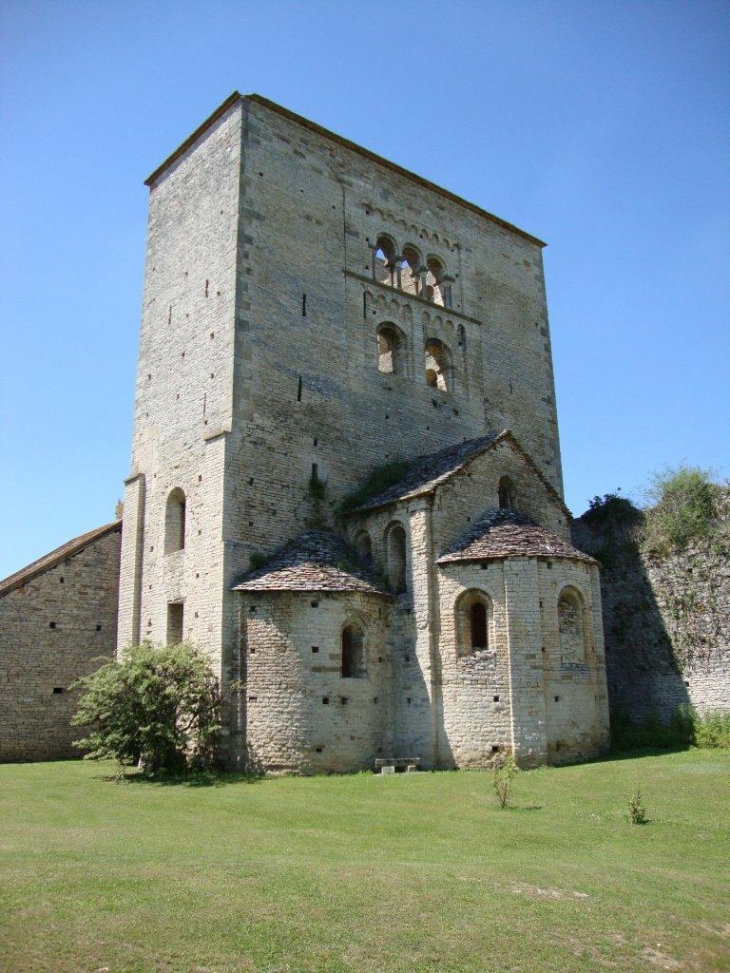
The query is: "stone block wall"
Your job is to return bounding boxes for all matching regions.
[241,591,390,773]
[0,525,121,762]
[572,498,730,723]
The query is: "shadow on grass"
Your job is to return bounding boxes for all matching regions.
[97,769,265,787]
[597,745,692,764]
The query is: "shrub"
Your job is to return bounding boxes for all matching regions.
[694,710,730,749]
[493,753,519,809]
[642,466,719,557]
[628,789,647,825]
[72,642,222,775]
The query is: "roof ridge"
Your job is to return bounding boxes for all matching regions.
[0,521,122,599]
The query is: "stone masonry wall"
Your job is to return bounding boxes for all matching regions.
[241,591,390,773]
[572,496,730,723]
[0,527,121,762]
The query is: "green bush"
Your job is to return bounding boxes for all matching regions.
[694,710,730,749]
[628,789,647,825]
[642,466,719,557]
[493,753,519,809]
[72,642,222,775]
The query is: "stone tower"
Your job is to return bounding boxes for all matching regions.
[118,93,607,770]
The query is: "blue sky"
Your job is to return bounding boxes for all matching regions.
[1,0,728,579]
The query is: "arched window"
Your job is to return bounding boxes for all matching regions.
[455,590,493,657]
[385,521,407,593]
[498,476,517,511]
[558,587,586,665]
[401,244,422,296]
[373,235,398,287]
[426,256,453,307]
[341,623,365,678]
[354,530,372,565]
[165,488,186,552]
[424,338,451,391]
[376,323,405,375]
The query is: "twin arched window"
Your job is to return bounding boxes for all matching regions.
[376,326,453,392]
[165,488,186,552]
[455,589,492,656]
[372,235,453,308]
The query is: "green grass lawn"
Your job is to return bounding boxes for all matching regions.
[1,751,729,973]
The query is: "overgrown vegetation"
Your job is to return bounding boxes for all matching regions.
[3,751,729,973]
[642,465,720,557]
[248,551,269,571]
[583,491,643,531]
[72,642,221,775]
[337,458,410,517]
[610,705,730,752]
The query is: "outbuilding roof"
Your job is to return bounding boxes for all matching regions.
[438,510,596,565]
[0,520,122,599]
[231,530,390,595]
[350,430,569,517]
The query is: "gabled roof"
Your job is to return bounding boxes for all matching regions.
[438,510,596,565]
[350,430,569,517]
[0,521,122,599]
[231,530,390,595]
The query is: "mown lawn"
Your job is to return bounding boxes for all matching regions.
[1,750,728,973]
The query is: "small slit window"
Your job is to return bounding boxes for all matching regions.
[165,488,187,552]
[385,522,407,594]
[341,623,365,678]
[498,476,517,511]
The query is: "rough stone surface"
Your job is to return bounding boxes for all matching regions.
[572,495,730,723]
[0,523,121,761]
[114,93,608,771]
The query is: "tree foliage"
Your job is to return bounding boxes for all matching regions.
[72,642,222,775]
[642,465,719,557]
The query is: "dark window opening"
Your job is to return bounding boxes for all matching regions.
[165,488,187,552]
[498,476,517,511]
[470,602,488,649]
[341,624,365,678]
[167,603,184,645]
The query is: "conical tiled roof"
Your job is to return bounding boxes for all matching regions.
[438,510,596,565]
[231,530,390,594]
